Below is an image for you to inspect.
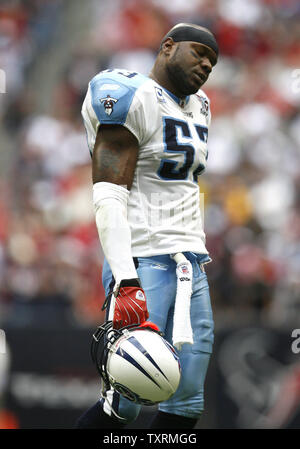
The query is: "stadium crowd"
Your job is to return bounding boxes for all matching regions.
[0,0,299,329]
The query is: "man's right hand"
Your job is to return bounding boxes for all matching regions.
[113,279,149,329]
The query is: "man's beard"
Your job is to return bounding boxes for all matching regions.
[166,49,199,96]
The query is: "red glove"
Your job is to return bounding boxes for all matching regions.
[113,279,149,330]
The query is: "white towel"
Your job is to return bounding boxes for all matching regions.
[171,253,194,351]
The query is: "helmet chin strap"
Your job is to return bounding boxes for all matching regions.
[171,253,194,350]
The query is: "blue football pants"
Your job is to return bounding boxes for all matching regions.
[101,252,214,422]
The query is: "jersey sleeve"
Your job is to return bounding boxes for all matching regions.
[87,70,147,145]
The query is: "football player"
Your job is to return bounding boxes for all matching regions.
[76,23,218,429]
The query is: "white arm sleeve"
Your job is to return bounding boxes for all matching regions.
[93,182,138,285]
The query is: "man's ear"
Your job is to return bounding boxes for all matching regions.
[161,37,176,56]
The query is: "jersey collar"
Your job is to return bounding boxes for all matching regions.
[162,87,190,108]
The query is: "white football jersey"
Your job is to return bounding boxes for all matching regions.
[82,69,211,257]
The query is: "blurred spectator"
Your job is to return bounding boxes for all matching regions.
[0,0,299,329]
[0,0,62,119]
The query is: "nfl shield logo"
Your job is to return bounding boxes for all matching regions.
[155,86,166,103]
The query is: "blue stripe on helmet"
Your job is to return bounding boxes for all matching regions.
[161,339,181,369]
[116,346,162,389]
[127,335,170,381]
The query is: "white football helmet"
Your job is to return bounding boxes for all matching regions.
[91,322,181,405]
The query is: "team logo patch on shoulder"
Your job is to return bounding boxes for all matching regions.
[196,94,209,117]
[100,95,118,116]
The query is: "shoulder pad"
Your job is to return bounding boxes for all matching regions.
[90,69,148,125]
